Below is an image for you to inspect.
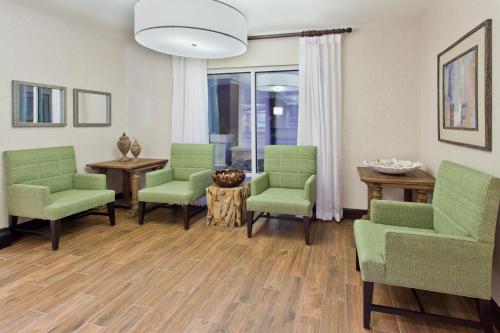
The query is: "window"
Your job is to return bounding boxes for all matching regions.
[208,67,299,174]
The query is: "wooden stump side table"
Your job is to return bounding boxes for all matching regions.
[357,167,436,219]
[87,158,168,218]
[206,183,251,227]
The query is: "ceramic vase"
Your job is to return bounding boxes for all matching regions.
[117,132,131,161]
[131,140,142,162]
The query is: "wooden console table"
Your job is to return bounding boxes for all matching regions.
[206,183,250,227]
[357,167,435,219]
[87,158,168,217]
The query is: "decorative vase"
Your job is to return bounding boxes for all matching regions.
[131,140,142,161]
[117,132,131,162]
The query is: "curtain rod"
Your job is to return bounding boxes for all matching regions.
[248,27,353,40]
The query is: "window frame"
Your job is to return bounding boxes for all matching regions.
[208,65,299,175]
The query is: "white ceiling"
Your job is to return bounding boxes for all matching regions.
[16,0,432,36]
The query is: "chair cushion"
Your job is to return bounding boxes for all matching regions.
[44,189,115,220]
[432,161,500,243]
[4,146,77,193]
[138,181,193,205]
[264,145,316,189]
[170,143,215,181]
[353,219,436,284]
[246,188,312,216]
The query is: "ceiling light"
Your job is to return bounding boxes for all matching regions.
[135,0,248,59]
[257,72,299,92]
[273,107,284,116]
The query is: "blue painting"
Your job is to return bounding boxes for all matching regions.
[443,47,478,130]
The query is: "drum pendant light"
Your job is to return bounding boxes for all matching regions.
[135,0,248,59]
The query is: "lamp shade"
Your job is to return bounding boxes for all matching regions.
[135,0,248,59]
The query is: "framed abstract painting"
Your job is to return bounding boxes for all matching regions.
[437,19,492,151]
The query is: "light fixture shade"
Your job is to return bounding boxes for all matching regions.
[135,0,248,59]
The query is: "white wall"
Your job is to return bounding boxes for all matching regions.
[0,1,171,229]
[419,0,500,304]
[209,20,422,209]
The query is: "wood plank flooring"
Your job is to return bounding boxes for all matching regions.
[0,208,491,333]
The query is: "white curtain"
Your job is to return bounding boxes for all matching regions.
[171,56,209,144]
[171,56,209,206]
[298,34,343,222]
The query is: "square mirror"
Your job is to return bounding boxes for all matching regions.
[12,81,66,127]
[73,89,111,127]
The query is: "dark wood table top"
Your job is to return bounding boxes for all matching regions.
[87,158,168,171]
[357,167,435,187]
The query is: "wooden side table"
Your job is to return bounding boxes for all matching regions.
[87,158,168,217]
[206,183,251,227]
[357,167,435,219]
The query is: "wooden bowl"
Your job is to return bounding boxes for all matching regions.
[212,169,246,188]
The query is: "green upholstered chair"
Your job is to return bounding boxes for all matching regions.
[354,161,500,332]
[5,146,116,250]
[246,145,317,245]
[138,143,214,229]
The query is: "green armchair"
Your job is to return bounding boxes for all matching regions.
[246,145,317,245]
[5,146,116,250]
[354,161,500,332]
[138,143,214,229]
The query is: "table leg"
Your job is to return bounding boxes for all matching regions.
[404,189,413,202]
[363,184,383,219]
[122,170,131,201]
[415,190,429,203]
[126,171,141,218]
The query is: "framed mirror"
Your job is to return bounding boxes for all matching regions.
[73,89,111,127]
[12,81,66,127]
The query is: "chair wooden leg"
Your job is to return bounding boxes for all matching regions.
[107,202,115,226]
[50,220,61,251]
[9,215,18,229]
[363,281,374,329]
[138,202,146,225]
[247,211,254,238]
[356,249,360,272]
[478,299,493,333]
[182,205,189,230]
[9,216,18,238]
[303,216,311,245]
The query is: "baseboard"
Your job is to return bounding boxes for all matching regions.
[492,298,500,331]
[0,228,12,249]
[343,208,367,220]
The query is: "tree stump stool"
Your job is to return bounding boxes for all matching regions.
[206,183,250,227]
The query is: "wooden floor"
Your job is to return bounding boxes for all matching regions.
[0,208,492,333]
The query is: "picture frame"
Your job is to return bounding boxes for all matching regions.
[73,89,112,127]
[437,19,492,151]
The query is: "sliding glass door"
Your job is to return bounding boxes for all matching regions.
[255,70,299,172]
[208,67,299,175]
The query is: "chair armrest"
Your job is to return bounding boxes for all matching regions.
[384,230,492,299]
[304,175,316,203]
[251,173,269,196]
[371,200,434,229]
[8,184,51,218]
[74,173,107,190]
[188,169,213,198]
[145,168,174,188]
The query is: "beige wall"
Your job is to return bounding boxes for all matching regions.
[0,1,171,229]
[209,20,422,209]
[419,0,500,303]
[125,43,173,158]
